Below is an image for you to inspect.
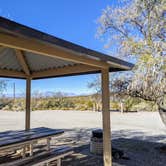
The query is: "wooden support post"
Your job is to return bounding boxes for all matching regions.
[22,145,26,158]
[101,69,112,166]
[57,159,61,166]
[46,137,51,151]
[25,78,31,130]
[29,143,33,156]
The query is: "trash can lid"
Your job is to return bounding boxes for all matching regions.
[92,129,103,138]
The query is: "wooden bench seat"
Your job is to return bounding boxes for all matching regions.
[2,146,73,166]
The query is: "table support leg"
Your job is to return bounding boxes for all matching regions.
[46,137,51,151]
[29,143,33,156]
[22,146,26,158]
[57,159,61,166]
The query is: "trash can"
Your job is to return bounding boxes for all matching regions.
[90,129,103,155]
[90,129,124,159]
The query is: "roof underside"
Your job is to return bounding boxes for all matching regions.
[0,17,134,79]
[0,47,76,72]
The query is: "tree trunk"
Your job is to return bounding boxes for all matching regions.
[159,105,166,127]
[120,101,123,113]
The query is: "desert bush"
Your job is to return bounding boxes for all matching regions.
[1,94,160,112]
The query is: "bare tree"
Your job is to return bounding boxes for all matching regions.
[87,73,131,112]
[97,0,166,122]
[87,76,102,111]
[110,72,132,112]
[0,80,9,109]
[0,80,7,97]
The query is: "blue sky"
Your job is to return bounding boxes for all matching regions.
[0,0,119,96]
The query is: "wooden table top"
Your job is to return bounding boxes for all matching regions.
[0,127,64,148]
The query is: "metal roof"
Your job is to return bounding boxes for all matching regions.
[0,47,22,71]
[0,17,134,79]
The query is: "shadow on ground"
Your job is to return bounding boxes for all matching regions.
[0,128,165,166]
[52,128,166,166]
[112,129,166,143]
[54,128,166,146]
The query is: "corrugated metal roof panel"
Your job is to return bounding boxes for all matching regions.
[24,51,76,72]
[0,47,22,71]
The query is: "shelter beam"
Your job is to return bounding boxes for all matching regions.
[15,49,30,75]
[31,64,100,79]
[0,69,26,78]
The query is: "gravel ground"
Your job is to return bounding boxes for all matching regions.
[0,110,166,166]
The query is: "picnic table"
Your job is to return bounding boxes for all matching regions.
[0,127,64,157]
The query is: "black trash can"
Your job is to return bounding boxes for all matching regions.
[90,129,103,154]
[90,129,124,159]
